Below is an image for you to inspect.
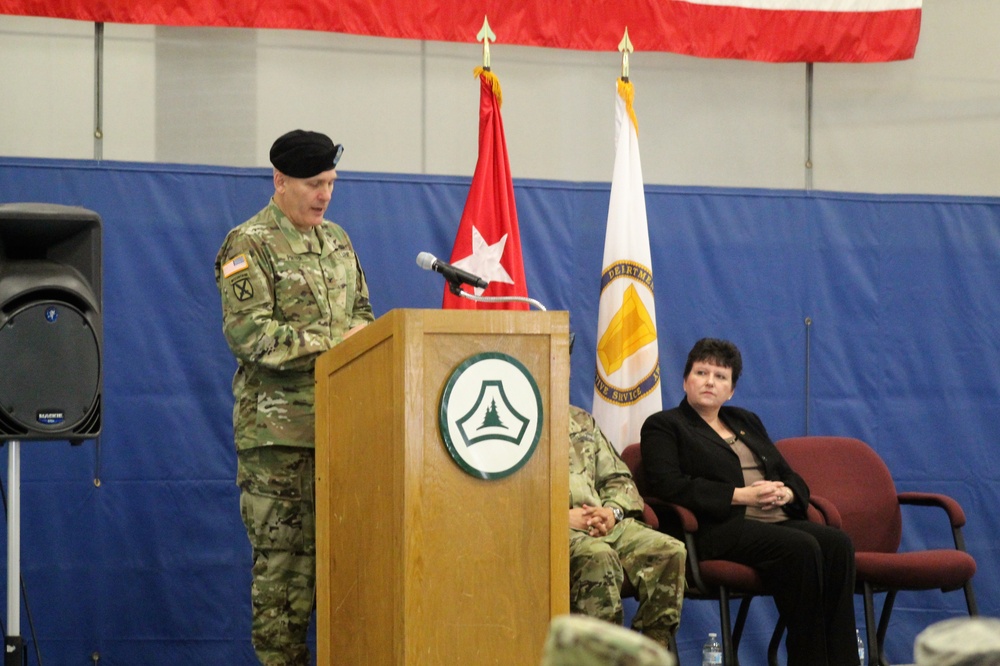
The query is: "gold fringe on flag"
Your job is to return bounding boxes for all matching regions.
[617,79,638,136]
[474,66,503,107]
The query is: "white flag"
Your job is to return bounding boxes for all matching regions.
[592,80,662,453]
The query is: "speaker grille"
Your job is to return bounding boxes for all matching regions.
[0,300,101,440]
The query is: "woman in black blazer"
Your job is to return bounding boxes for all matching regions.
[641,338,857,665]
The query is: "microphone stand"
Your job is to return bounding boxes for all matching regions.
[447,280,547,311]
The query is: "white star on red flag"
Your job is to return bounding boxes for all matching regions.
[450,226,514,295]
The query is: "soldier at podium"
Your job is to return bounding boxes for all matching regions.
[214,129,375,666]
[569,405,686,651]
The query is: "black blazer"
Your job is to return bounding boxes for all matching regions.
[640,397,811,560]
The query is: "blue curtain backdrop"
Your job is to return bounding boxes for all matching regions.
[0,157,997,664]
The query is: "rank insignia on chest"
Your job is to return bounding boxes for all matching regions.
[222,254,250,278]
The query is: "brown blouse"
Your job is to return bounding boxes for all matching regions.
[727,435,788,523]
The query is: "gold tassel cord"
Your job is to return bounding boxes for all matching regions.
[474,66,503,107]
[617,79,638,136]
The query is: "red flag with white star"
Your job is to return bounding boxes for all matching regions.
[442,68,529,310]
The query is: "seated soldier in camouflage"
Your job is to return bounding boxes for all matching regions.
[569,405,686,650]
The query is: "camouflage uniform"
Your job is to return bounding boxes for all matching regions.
[541,615,676,666]
[569,405,686,650]
[215,200,374,666]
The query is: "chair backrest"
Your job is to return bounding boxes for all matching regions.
[620,443,648,495]
[775,436,902,553]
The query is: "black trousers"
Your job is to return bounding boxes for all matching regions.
[718,519,857,666]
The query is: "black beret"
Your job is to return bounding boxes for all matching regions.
[269,130,344,178]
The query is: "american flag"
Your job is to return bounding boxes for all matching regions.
[221,254,248,278]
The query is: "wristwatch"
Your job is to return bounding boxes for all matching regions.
[609,506,624,523]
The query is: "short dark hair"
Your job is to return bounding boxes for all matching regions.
[683,338,743,386]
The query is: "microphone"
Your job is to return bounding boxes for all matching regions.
[416,252,489,289]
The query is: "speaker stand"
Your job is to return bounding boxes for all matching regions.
[4,440,23,666]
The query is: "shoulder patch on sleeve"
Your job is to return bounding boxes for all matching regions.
[222,254,250,278]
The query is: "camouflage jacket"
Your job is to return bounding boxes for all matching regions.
[569,405,644,518]
[214,200,374,450]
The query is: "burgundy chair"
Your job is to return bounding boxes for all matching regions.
[621,443,783,666]
[775,436,978,666]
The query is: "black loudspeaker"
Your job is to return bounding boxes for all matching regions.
[0,203,102,442]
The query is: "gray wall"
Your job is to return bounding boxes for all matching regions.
[1,1,998,196]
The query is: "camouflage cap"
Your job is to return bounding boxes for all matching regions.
[915,617,1000,666]
[540,615,675,666]
[269,129,343,177]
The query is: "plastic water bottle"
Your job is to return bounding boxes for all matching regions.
[857,628,865,665]
[702,632,722,666]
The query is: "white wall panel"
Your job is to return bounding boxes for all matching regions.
[813,0,1000,196]
[256,30,427,174]
[102,24,156,162]
[0,16,94,159]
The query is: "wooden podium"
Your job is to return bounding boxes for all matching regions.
[315,308,570,665]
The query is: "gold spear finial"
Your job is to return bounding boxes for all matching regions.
[478,15,497,70]
[618,27,633,81]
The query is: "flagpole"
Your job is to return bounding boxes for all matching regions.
[442,17,530,311]
[592,29,662,452]
[619,27,632,82]
[477,16,495,71]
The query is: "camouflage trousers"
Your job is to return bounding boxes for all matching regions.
[569,519,686,648]
[237,446,316,666]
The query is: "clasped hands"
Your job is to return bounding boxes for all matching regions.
[570,504,616,537]
[734,480,794,511]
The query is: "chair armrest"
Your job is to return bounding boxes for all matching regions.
[641,502,660,530]
[642,498,701,554]
[898,491,967,528]
[669,502,700,532]
[646,498,700,533]
[644,500,715,594]
[808,495,843,528]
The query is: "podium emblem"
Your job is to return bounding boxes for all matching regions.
[439,352,543,480]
